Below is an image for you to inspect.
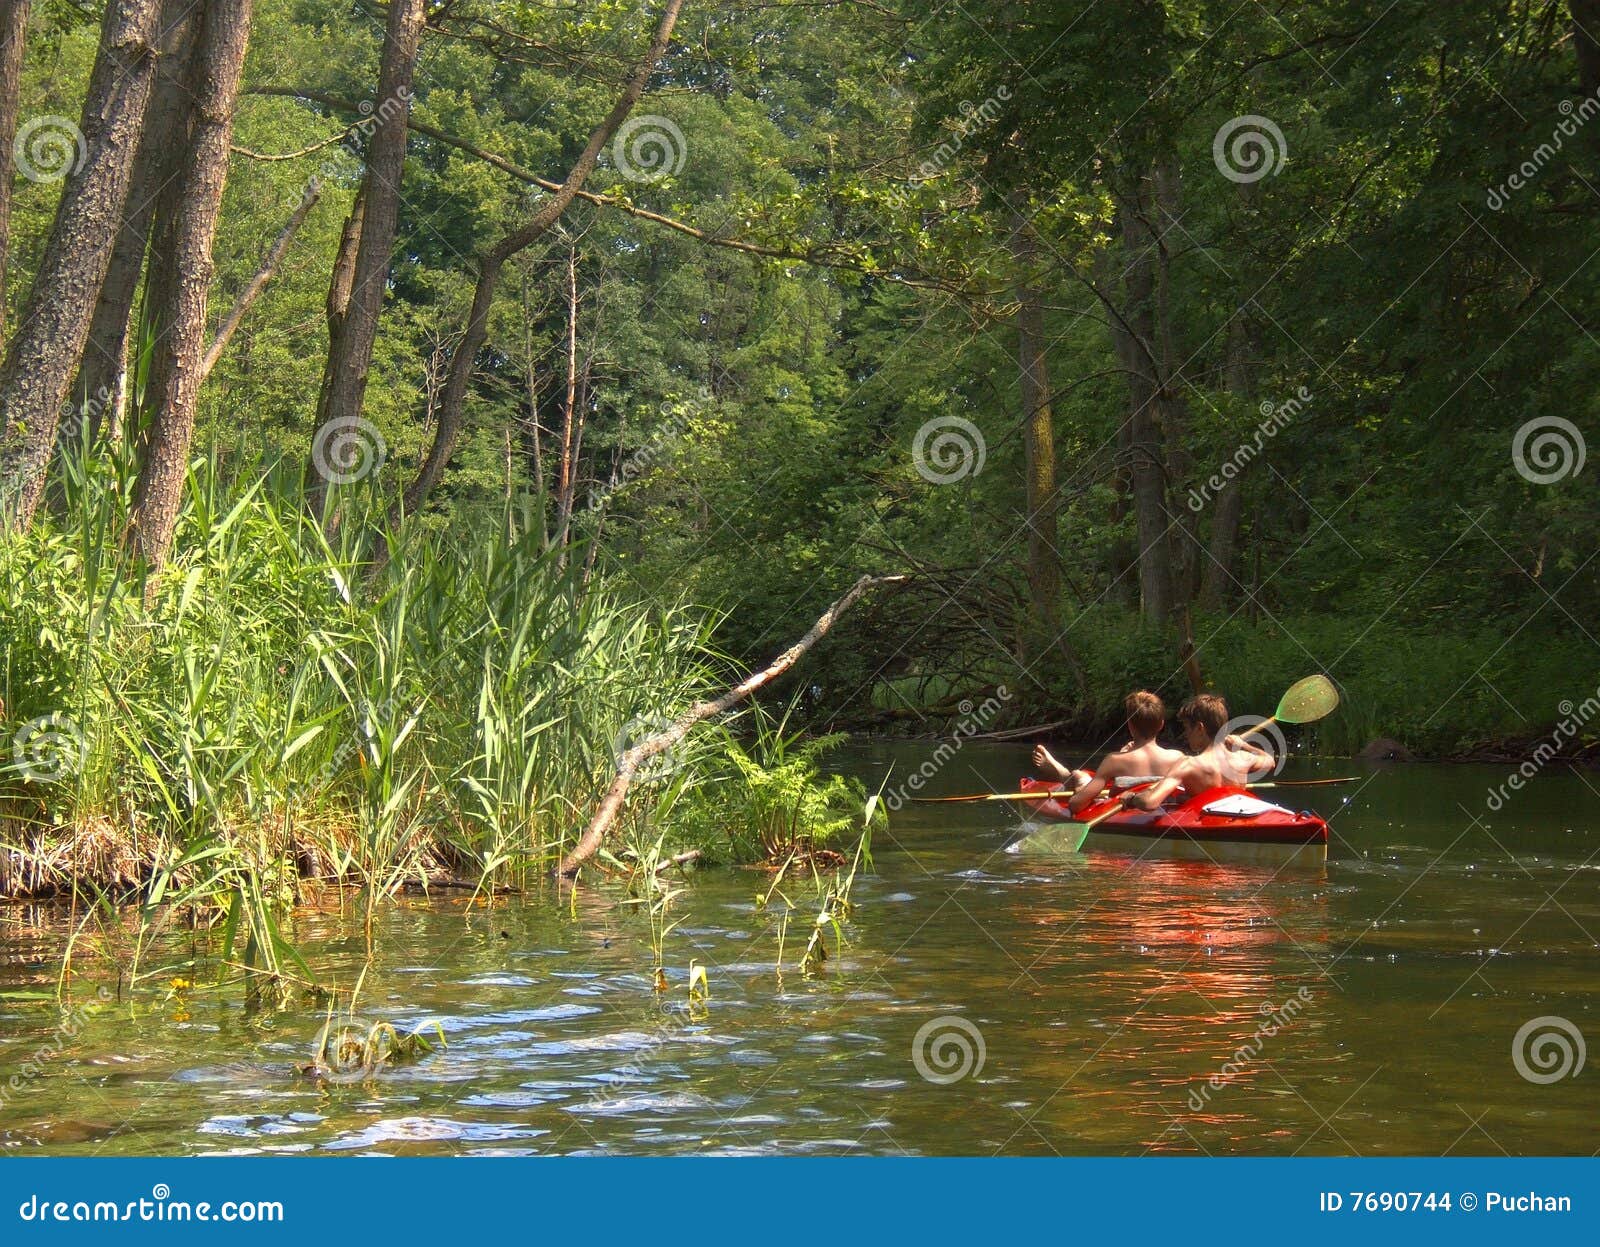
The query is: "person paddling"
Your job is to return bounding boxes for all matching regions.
[1034,690,1186,815]
[1122,693,1274,811]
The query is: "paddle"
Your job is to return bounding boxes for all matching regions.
[911,785,1076,804]
[1073,675,1344,842]
[912,774,1357,804]
[1237,674,1341,742]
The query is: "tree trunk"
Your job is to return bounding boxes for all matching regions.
[397,0,685,523]
[1152,154,1198,606]
[71,0,200,446]
[308,0,424,496]
[303,186,365,515]
[201,175,319,382]
[554,243,580,548]
[1198,310,1251,608]
[0,0,163,528]
[127,0,255,572]
[1109,189,1175,621]
[0,0,30,345]
[1008,210,1064,663]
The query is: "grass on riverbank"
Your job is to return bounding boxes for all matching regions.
[0,452,876,973]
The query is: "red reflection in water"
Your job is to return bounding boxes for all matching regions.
[1004,850,1332,1154]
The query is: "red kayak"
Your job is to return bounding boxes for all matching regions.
[1012,776,1329,868]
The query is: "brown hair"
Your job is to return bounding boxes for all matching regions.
[1123,689,1167,738]
[1177,693,1229,737]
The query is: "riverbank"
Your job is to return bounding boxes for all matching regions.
[853,607,1596,763]
[0,463,874,915]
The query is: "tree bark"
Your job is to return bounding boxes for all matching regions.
[554,242,580,547]
[200,175,320,382]
[303,186,366,516]
[558,573,908,877]
[1109,183,1175,621]
[0,0,163,528]
[308,0,424,499]
[1152,154,1198,606]
[397,0,685,523]
[1008,210,1064,664]
[71,0,200,445]
[127,0,255,572]
[1198,310,1251,609]
[0,0,31,345]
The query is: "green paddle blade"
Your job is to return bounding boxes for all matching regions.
[1274,674,1340,725]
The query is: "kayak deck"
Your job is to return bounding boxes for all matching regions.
[1011,776,1328,868]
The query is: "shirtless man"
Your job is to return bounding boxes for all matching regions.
[1033,690,1186,815]
[1121,693,1275,810]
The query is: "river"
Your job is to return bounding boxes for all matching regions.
[2,740,1595,1155]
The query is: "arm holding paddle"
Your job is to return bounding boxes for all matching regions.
[1120,771,1186,812]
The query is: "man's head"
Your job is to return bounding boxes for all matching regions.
[1124,689,1167,741]
[1176,693,1229,748]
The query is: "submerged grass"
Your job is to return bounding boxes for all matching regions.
[0,451,878,988]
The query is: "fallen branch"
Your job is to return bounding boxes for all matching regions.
[558,574,909,876]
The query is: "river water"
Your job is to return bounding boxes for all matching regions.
[2,741,1596,1155]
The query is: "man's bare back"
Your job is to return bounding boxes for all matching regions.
[1067,737,1186,813]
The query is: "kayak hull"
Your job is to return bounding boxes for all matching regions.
[1011,777,1329,868]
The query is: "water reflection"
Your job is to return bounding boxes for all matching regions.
[1,744,1596,1155]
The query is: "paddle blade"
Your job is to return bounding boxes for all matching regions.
[1273,674,1340,725]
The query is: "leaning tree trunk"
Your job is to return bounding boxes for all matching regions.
[71,0,201,444]
[127,0,255,573]
[0,0,163,528]
[1008,208,1064,667]
[306,0,424,511]
[559,573,908,877]
[397,0,686,525]
[0,0,31,345]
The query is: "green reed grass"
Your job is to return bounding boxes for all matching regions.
[1,449,873,987]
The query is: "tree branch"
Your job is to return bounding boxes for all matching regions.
[558,573,909,876]
[201,175,322,381]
